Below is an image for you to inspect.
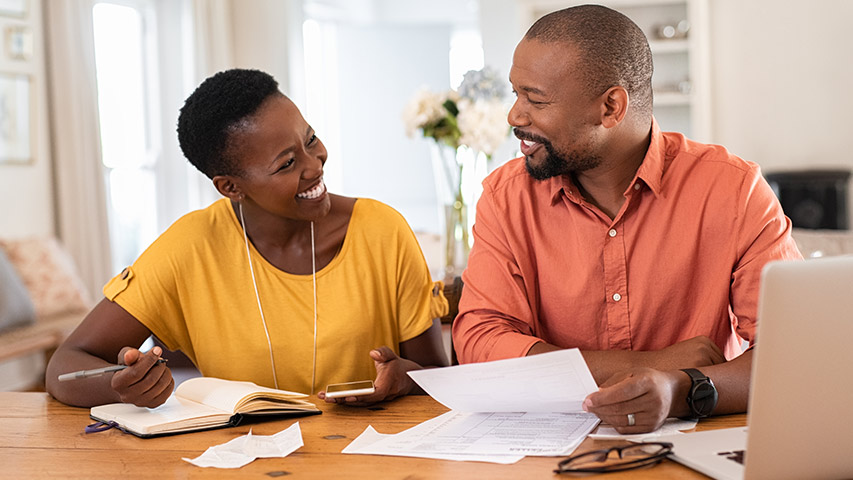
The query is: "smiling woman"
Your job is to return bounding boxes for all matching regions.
[45,69,450,409]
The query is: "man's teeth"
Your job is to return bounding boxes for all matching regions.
[297,181,326,199]
[523,140,537,146]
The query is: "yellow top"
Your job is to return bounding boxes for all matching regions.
[103,198,446,394]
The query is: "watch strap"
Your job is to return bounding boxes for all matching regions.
[681,368,718,418]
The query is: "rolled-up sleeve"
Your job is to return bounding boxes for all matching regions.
[730,164,803,345]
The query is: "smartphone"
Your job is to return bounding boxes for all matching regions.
[324,380,375,398]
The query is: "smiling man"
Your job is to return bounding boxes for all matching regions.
[452,5,801,433]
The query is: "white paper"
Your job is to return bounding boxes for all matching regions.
[589,417,698,440]
[407,349,599,413]
[183,423,303,468]
[356,410,599,457]
[344,349,602,461]
[343,425,523,464]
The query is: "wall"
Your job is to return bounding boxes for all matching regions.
[0,0,53,238]
[336,24,452,233]
[709,0,853,220]
[0,0,52,391]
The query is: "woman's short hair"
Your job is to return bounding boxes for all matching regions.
[177,68,281,178]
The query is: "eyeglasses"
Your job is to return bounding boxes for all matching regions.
[554,442,673,474]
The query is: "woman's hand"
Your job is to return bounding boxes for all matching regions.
[318,346,419,406]
[111,346,174,408]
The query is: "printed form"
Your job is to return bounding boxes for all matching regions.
[343,349,601,462]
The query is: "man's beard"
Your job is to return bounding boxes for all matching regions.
[523,139,601,181]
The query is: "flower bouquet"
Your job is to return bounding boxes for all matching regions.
[402,67,510,278]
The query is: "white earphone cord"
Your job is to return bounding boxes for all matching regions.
[239,204,319,393]
[310,221,318,394]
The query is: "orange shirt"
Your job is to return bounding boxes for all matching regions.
[453,121,802,364]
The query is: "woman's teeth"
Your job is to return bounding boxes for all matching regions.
[297,181,326,199]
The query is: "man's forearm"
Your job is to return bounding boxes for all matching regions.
[528,341,668,385]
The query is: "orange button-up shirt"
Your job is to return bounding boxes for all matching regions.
[453,121,802,364]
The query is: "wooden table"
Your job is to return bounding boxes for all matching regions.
[0,392,744,478]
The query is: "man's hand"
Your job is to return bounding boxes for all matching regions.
[318,346,419,406]
[111,346,174,408]
[645,336,726,371]
[582,368,684,434]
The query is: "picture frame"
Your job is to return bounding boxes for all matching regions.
[0,73,31,164]
[0,0,26,18]
[4,25,32,60]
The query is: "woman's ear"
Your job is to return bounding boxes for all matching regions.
[212,175,244,201]
[599,86,629,128]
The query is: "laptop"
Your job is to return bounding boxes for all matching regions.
[657,255,853,480]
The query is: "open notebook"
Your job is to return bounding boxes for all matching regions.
[658,256,853,479]
[90,377,320,438]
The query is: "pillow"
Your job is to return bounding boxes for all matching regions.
[0,237,91,319]
[0,248,36,332]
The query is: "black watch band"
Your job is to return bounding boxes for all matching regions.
[681,368,718,419]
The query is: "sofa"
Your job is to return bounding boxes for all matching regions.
[0,237,92,390]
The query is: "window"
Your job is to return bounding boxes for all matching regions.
[92,1,160,273]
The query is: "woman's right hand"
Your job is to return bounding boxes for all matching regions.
[111,346,174,408]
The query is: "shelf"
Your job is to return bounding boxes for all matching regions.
[649,39,689,54]
[653,91,691,106]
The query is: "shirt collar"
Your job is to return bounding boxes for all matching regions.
[631,118,664,199]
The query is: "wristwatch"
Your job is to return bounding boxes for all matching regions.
[681,368,718,418]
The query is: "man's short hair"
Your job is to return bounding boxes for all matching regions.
[177,68,281,178]
[525,5,653,116]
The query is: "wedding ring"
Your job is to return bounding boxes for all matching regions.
[627,413,636,426]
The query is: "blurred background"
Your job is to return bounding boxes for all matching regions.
[2,0,852,390]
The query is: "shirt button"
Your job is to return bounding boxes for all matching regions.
[634,183,641,191]
[612,293,622,302]
[608,229,617,237]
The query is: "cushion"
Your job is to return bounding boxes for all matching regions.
[0,248,36,332]
[0,237,91,319]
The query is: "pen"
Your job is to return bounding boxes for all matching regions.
[57,358,167,382]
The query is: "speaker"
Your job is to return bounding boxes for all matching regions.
[765,170,850,230]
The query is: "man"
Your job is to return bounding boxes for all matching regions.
[452,5,801,433]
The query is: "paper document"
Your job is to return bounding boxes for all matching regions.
[407,348,599,412]
[183,423,303,468]
[343,425,524,464]
[344,349,601,460]
[589,417,698,441]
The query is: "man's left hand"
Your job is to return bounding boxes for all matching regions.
[581,368,682,434]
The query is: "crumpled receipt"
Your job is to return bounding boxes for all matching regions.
[183,423,303,468]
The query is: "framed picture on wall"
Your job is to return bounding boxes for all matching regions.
[5,26,32,60]
[0,73,31,164]
[0,0,26,17]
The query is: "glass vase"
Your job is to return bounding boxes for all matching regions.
[443,196,470,279]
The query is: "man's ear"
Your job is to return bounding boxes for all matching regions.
[599,86,629,128]
[212,175,243,201]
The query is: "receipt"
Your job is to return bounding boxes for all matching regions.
[183,423,303,468]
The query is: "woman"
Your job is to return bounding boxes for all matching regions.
[46,69,448,408]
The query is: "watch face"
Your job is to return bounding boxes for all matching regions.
[692,383,718,417]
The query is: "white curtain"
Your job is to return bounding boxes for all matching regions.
[182,0,235,210]
[43,0,113,297]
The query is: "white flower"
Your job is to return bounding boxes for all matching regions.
[458,67,507,102]
[457,98,509,157]
[401,87,450,137]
